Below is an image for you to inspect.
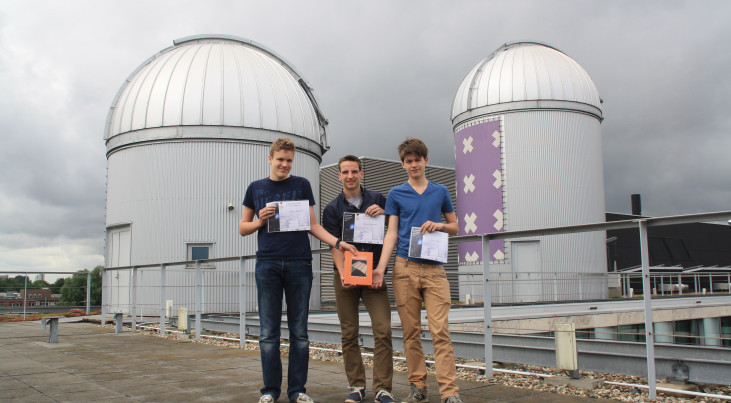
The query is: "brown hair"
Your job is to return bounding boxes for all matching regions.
[337,155,362,171]
[397,138,428,161]
[270,137,295,156]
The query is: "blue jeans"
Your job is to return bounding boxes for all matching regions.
[255,259,313,401]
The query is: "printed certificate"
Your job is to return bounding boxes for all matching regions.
[266,200,310,232]
[342,213,385,245]
[343,251,373,286]
[408,227,448,263]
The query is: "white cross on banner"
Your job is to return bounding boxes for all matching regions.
[492,170,502,189]
[464,212,478,234]
[462,136,474,154]
[463,174,476,193]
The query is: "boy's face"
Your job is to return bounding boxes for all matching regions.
[268,149,294,181]
[338,160,363,192]
[401,153,428,179]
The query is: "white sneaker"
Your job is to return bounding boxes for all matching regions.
[259,394,275,403]
[295,392,315,403]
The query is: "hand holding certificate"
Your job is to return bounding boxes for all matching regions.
[266,200,310,232]
[341,213,385,244]
[408,227,448,263]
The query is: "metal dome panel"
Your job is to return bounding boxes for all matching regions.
[105,35,326,146]
[451,42,602,122]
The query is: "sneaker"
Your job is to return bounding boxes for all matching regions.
[443,396,464,403]
[345,386,366,402]
[375,389,395,403]
[294,392,315,403]
[400,384,427,403]
[259,395,275,403]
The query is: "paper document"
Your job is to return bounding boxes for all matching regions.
[408,227,448,263]
[266,200,310,232]
[341,213,385,244]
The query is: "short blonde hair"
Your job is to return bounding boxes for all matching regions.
[270,137,295,156]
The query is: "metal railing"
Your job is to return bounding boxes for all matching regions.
[102,210,731,400]
[456,270,731,304]
[454,210,731,399]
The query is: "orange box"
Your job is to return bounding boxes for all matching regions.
[343,251,373,286]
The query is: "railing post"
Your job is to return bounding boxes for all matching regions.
[131,267,137,330]
[195,260,202,340]
[101,268,107,325]
[728,274,730,295]
[660,275,665,296]
[678,273,683,296]
[86,271,91,315]
[708,273,713,295]
[239,257,247,345]
[23,273,27,320]
[482,236,493,378]
[553,272,558,302]
[638,220,657,400]
[160,264,166,335]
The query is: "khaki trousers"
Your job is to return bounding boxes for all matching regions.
[333,275,393,393]
[392,257,459,399]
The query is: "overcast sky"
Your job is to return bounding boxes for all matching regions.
[1,0,730,276]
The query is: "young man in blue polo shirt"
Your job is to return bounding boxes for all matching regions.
[373,139,463,403]
[322,155,395,403]
[240,137,357,403]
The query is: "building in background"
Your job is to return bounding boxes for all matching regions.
[104,35,329,315]
[451,42,607,303]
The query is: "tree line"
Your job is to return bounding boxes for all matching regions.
[0,266,103,306]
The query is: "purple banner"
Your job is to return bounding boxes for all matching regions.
[454,120,505,263]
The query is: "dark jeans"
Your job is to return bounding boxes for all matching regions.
[255,259,313,401]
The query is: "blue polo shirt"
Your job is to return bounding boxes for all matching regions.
[384,181,454,264]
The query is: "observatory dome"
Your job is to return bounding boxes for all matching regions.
[451,41,602,123]
[105,35,327,153]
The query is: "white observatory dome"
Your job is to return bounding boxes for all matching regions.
[105,34,328,154]
[451,41,602,124]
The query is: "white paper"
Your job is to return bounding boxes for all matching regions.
[408,227,448,263]
[266,200,311,232]
[342,213,385,244]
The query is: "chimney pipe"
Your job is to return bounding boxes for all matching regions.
[631,194,642,216]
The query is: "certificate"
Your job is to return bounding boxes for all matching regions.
[408,227,448,263]
[266,200,310,232]
[342,213,385,244]
[343,251,373,286]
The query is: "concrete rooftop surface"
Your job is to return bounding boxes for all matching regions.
[0,318,617,402]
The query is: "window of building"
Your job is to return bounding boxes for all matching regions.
[674,320,699,345]
[187,243,214,269]
[721,317,731,347]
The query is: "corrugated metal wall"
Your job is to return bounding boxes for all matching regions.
[105,138,322,314]
[319,157,460,305]
[503,110,606,300]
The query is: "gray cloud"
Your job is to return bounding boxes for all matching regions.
[1,0,730,273]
